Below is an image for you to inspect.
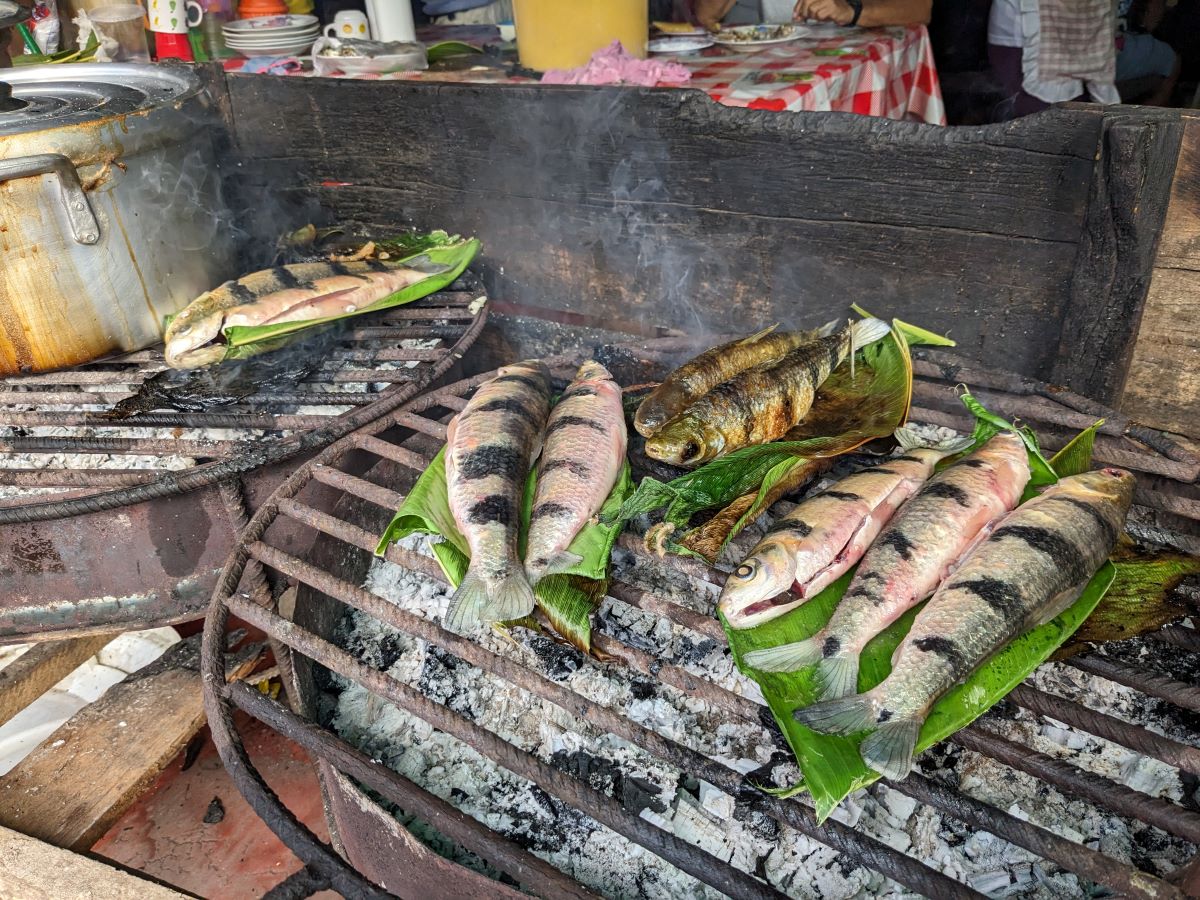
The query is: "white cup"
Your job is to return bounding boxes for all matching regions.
[148,0,201,33]
[324,10,369,38]
[365,0,415,42]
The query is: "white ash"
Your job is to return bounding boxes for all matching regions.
[327,529,1196,897]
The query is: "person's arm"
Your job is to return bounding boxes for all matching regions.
[693,0,738,29]
[793,0,931,27]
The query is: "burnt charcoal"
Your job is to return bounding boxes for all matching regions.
[450,787,469,803]
[549,749,665,816]
[417,645,479,721]
[527,635,581,682]
[103,321,351,420]
[917,742,963,774]
[628,678,657,701]
[203,796,226,824]
[675,635,720,666]
[592,344,657,387]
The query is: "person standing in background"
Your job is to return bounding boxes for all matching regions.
[422,0,512,24]
[1115,0,1179,104]
[792,0,930,26]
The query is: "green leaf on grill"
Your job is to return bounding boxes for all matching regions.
[376,446,633,654]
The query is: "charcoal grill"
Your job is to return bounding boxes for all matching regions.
[0,286,487,642]
[200,325,1200,899]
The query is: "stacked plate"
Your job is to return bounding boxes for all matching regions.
[223,14,320,57]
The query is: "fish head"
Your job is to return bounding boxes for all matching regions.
[163,297,226,369]
[718,539,800,628]
[634,396,670,438]
[644,416,724,467]
[575,360,613,383]
[1067,467,1136,509]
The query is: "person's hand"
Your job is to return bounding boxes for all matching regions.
[693,0,737,29]
[793,0,855,25]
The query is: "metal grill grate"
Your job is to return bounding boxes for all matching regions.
[201,341,1200,900]
[0,287,488,525]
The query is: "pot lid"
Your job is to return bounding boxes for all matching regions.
[0,63,202,136]
[0,2,29,30]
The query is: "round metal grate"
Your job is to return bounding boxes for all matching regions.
[201,340,1200,899]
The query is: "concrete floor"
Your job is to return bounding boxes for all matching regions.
[92,712,333,899]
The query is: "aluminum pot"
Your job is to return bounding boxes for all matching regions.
[0,64,235,375]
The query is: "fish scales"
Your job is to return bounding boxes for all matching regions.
[633,325,820,438]
[794,468,1135,780]
[721,427,971,631]
[645,318,891,466]
[745,432,1031,697]
[163,259,444,369]
[525,361,627,584]
[444,361,552,631]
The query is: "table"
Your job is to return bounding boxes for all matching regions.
[232,23,944,126]
[672,25,945,124]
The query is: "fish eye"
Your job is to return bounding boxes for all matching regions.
[681,441,702,462]
[735,563,755,579]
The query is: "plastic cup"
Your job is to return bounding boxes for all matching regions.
[89,5,151,62]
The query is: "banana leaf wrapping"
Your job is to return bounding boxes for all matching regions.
[724,396,1119,819]
[376,446,633,653]
[182,235,481,365]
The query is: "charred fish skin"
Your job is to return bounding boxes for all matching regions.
[794,468,1134,781]
[645,318,892,467]
[723,427,972,632]
[746,431,1031,698]
[526,361,627,584]
[444,361,552,632]
[163,259,445,369]
[634,325,825,438]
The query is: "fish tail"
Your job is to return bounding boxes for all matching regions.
[850,316,892,349]
[793,691,876,736]
[526,549,583,585]
[744,635,823,673]
[445,569,536,632]
[860,716,923,781]
[893,425,972,454]
[815,653,860,701]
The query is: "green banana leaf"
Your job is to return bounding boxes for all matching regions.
[376,446,633,653]
[221,238,481,352]
[426,40,483,63]
[609,318,947,556]
[725,394,1118,820]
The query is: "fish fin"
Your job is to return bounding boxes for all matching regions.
[444,570,492,633]
[737,324,778,346]
[1032,582,1087,628]
[860,716,923,781]
[816,318,842,338]
[815,654,860,701]
[526,549,583,584]
[793,693,876,736]
[893,425,971,454]
[850,316,892,350]
[744,635,823,673]
[481,570,538,624]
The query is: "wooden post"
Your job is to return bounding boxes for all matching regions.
[1119,112,1200,437]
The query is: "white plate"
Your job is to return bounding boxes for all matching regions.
[711,24,805,49]
[225,30,319,44]
[224,14,318,33]
[647,36,713,53]
[224,24,319,38]
[231,43,315,56]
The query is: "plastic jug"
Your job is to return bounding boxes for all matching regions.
[365,0,415,42]
[512,0,647,71]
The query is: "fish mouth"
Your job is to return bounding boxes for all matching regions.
[727,589,804,627]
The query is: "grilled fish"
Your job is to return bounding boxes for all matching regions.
[794,467,1134,781]
[444,361,552,631]
[634,324,827,438]
[745,432,1031,699]
[720,427,971,630]
[526,361,627,584]
[645,318,892,467]
[164,259,448,369]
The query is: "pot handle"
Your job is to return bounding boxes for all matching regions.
[0,153,100,245]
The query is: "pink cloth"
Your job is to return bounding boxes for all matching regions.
[541,40,691,87]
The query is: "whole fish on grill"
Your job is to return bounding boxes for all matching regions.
[634,324,830,438]
[526,361,627,584]
[445,361,552,631]
[164,258,450,370]
[645,318,892,467]
[794,467,1134,781]
[745,432,1031,700]
[719,427,971,631]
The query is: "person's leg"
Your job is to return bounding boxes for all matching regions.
[987,43,1050,119]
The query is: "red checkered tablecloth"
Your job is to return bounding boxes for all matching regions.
[665,24,945,124]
